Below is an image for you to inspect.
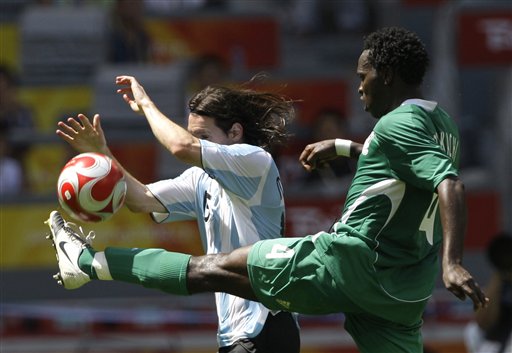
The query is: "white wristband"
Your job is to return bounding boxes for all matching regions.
[335,138,352,157]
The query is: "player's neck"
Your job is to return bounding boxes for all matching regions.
[393,86,423,108]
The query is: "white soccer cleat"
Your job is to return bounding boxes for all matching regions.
[45,210,94,289]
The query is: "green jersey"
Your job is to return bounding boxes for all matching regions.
[314,99,461,324]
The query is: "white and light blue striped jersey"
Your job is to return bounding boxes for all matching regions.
[146,139,286,347]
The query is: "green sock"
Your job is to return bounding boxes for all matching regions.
[78,248,99,279]
[103,247,191,295]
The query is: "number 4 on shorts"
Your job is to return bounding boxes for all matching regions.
[265,244,295,259]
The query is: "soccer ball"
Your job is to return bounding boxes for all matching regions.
[57,152,127,222]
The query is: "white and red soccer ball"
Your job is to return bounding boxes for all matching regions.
[57,152,127,222]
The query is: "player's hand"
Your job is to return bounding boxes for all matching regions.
[299,139,338,172]
[56,114,109,155]
[115,75,151,115]
[442,262,489,311]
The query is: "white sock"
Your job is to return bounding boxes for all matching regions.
[92,251,113,280]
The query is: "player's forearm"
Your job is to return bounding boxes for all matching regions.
[103,151,165,213]
[350,142,363,159]
[141,101,201,166]
[438,176,467,266]
[94,141,161,213]
[335,139,363,159]
[121,170,163,213]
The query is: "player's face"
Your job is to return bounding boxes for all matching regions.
[187,113,232,145]
[356,50,390,119]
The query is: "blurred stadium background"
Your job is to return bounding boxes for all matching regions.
[0,0,511,352]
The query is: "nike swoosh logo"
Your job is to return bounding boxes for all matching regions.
[58,241,74,263]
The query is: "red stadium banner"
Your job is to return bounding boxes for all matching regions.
[457,11,512,66]
[146,16,280,69]
[254,79,349,124]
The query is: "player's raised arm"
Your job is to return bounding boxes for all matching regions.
[299,138,363,172]
[438,176,489,311]
[56,113,164,213]
[115,75,202,167]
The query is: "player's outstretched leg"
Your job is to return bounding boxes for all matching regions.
[44,211,251,299]
[45,210,93,289]
[44,210,192,295]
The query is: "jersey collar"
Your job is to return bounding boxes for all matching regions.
[401,99,438,112]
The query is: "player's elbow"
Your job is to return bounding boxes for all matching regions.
[170,140,201,166]
[171,142,191,160]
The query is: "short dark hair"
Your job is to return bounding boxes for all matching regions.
[188,85,294,152]
[363,27,429,85]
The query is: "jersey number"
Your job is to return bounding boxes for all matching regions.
[203,191,212,222]
[419,194,438,245]
[265,244,295,259]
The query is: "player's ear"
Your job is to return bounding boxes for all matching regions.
[228,122,243,142]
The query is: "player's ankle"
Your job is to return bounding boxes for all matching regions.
[78,248,98,279]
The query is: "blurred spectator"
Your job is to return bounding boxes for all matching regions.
[0,121,23,197]
[285,0,376,36]
[182,54,229,124]
[0,65,35,138]
[300,109,353,189]
[186,54,229,93]
[278,108,354,196]
[0,0,31,22]
[107,0,154,63]
[0,65,34,192]
[465,232,512,353]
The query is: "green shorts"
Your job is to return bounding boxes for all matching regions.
[247,235,423,353]
[247,235,355,314]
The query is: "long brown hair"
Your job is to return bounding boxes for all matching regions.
[188,84,295,152]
